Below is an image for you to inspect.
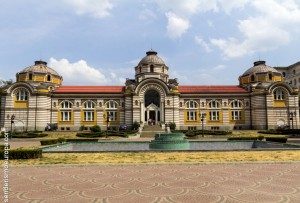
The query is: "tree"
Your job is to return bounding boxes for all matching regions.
[0,79,13,86]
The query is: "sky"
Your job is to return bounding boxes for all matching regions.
[1,0,300,86]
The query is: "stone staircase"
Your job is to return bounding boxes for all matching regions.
[140,125,165,138]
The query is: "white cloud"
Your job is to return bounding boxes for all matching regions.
[166,12,190,39]
[195,35,212,52]
[218,0,250,14]
[211,0,300,58]
[63,0,113,18]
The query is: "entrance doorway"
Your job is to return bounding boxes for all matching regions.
[144,90,161,125]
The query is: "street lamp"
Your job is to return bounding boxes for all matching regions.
[106,113,112,138]
[10,114,15,139]
[200,113,206,137]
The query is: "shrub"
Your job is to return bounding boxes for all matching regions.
[40,139,58,146]
[227,136,258,140]
[105,130,128,137]
[265,136,288,143]
[66,138,99,142]
[168,122,176,130]
[185,130,232,137]
[79,125,85,131]
[90,125,101,132]
[0,149,42,159]
[76,132,104,138]
[257,135,264,141]
[132,121,140,130]
[57,137,66,143]
[11,132,48,138]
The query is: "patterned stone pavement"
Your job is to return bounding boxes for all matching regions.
[2,163,300,203]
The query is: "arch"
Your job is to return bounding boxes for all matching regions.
[7,82,34,94]
[136,79,168,102]
[83,100,95,109]
[60,100,73,109]
[229,100,243,109]
[12,88,29,101]
[185,100,198,109]
[144,90,160,107]
[268,83,293,95]
[208,100,221,109]
[273,88,286,100]
[105,100,118,109]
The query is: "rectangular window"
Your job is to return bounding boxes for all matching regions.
[187,111,197,121]
[84,111,94,121]
[107,111,117,121]
[61,111,71,121]
[188,126,196,130]
[231,111,242,120]
[209,111,219,121]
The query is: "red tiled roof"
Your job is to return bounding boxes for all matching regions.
[54,86,125,93]
[178,85,248,93]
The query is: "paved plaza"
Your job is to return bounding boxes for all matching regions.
[2,163,300,202]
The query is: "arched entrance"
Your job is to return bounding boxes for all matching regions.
[144,90,160,125]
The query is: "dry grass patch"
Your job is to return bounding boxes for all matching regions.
[4,150,300,165]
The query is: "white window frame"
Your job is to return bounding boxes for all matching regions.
[186,100,197,109]
[106,100,118,109]
[107,111,117,121]
[16,89,28,101]
[61,111,71,121]
[84,111,94,121]
[61,101,72,109]
[231,111,242,120]
[209,101,219,109]
[210,111,219,121]
[187,111,197,121]
[274,89,285,100]
[84,101,95,109]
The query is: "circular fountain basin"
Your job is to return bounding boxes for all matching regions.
[149,133,190,150]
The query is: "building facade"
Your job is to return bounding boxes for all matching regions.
[0,50,299,131]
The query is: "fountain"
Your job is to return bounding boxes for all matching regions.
[149,133,190,150]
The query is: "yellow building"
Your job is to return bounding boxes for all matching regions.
[0,50,299,131]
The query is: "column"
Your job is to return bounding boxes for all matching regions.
[161,102,164,122]
[140,101,144,123]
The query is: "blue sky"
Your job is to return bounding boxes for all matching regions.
[1,0,300,85]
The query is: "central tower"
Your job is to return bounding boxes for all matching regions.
[134,50,169,83]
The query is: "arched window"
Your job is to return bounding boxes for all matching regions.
[282,72,286,77]
[293,69,296,75]
[60,101,72,121]
[47,75,51,82]
[106,100,118,121]
[15,89,28,101]
[231,100,242,121]
[273,88,285,100]
[28,73,33,80]
[150,65,154,72]
[268,73,272,80]
[250,75,255,82]
[186,100,198,121]
[83,100,95,121]
[208,100,220,121]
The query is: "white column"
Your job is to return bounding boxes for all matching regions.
[155,110,158,124]
[147,110,149,124]
[161,102,164,122]
[140,102,144,123]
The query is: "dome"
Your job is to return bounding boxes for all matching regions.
[242,61,279,76]
[18,61,60,76]
[138,50,165,66]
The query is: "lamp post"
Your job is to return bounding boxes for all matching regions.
[106,113,112,138]
[10,114,15,139]
[201,113,206,137]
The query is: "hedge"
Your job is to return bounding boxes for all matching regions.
[186,130,232,137]
[13,133,48,138]
[265,136,288,143]
[259,129,300,135]
[227,136,258,140]
[105,130,128,137]
[76,132,104,138]
[1,149,42,159]
[66,138,99,142]
[40,139,58,146]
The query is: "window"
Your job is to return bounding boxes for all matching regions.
[60,101,72,121]
[150,65,154,72]
[61,101,72,109]
[268,73,272,80]
[273,88,285,100]
[250,75,255,82]
[294,79,297,86]
[231,100,242,121]
[16,89,28,101]
[186,100,197,109]
[84,111,94,121]
[188,126,196,130]
[61,111,71,121]
[208,100,220,121]
[84,100,95,109]
[83,100,95,121]
[187,111,197,121]
[283,72,286,77]
[107,111,117,121]
[106,100,118,121]
[293,69,296,75]
[47,75,51,81]
[28,73,33,80]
